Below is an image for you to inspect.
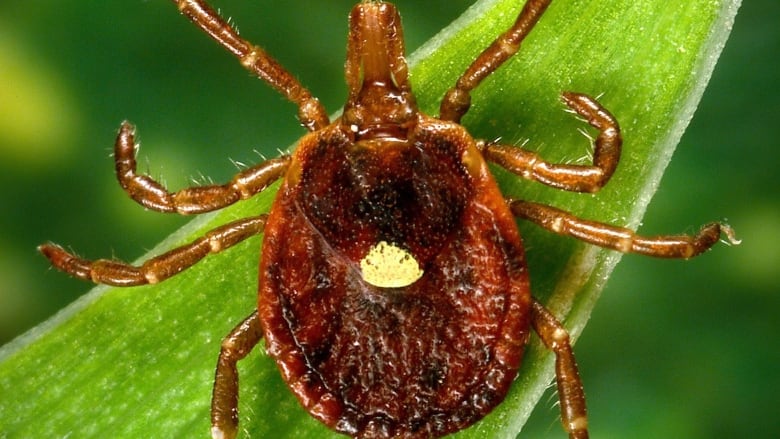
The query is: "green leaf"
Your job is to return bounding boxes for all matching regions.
[0,0,739,437]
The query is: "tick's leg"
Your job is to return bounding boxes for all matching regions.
[174,0,328,130]
[510,200,740,258]
[39,215,266,286]
[482,92,621,193]
[440,0,552,122]
[531,299,589,439]
[211,311,263,439]
[115,122,289,214]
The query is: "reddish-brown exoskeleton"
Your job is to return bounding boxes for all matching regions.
[40,1,738,438]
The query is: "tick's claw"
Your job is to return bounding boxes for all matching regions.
[720,223,741,245]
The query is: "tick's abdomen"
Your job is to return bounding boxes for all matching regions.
[259,120,531,437]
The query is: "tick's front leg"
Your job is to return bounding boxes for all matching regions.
[39,215,266,286]
[115,122,289,214]
[511,200,739,258]
[212,311,263,439]
[440,0,552,122]
[174,0,328,130]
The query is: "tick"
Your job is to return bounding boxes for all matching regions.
[39,1,738,438]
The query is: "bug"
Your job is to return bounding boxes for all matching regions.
[38,0,739,438]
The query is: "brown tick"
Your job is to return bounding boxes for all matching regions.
[39,0,738,438]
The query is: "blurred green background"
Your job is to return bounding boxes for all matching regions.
[0,1,776,438]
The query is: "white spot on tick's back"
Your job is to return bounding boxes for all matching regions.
[360,241,423,288]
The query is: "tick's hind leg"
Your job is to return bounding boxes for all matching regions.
[482,92,621,193]
[39,215,266,286]
[115,122,289,214]
[531,299,589,439]
[510,200,740,258]
[211,311,263,439]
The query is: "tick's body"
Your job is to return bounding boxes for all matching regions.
[259,6,533,434]
[261,114,530,436]
[40,1,736,438]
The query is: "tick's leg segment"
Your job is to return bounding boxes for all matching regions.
[211,311,263,439]
[531,299,589,439]
[483,93,622,193]
[511,200,740,258]
[115,122,289,214]
[174,0,328,130]
[39,215,267,286]
[440,0,552,122]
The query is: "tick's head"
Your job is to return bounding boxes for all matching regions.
[341,1,418,142]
